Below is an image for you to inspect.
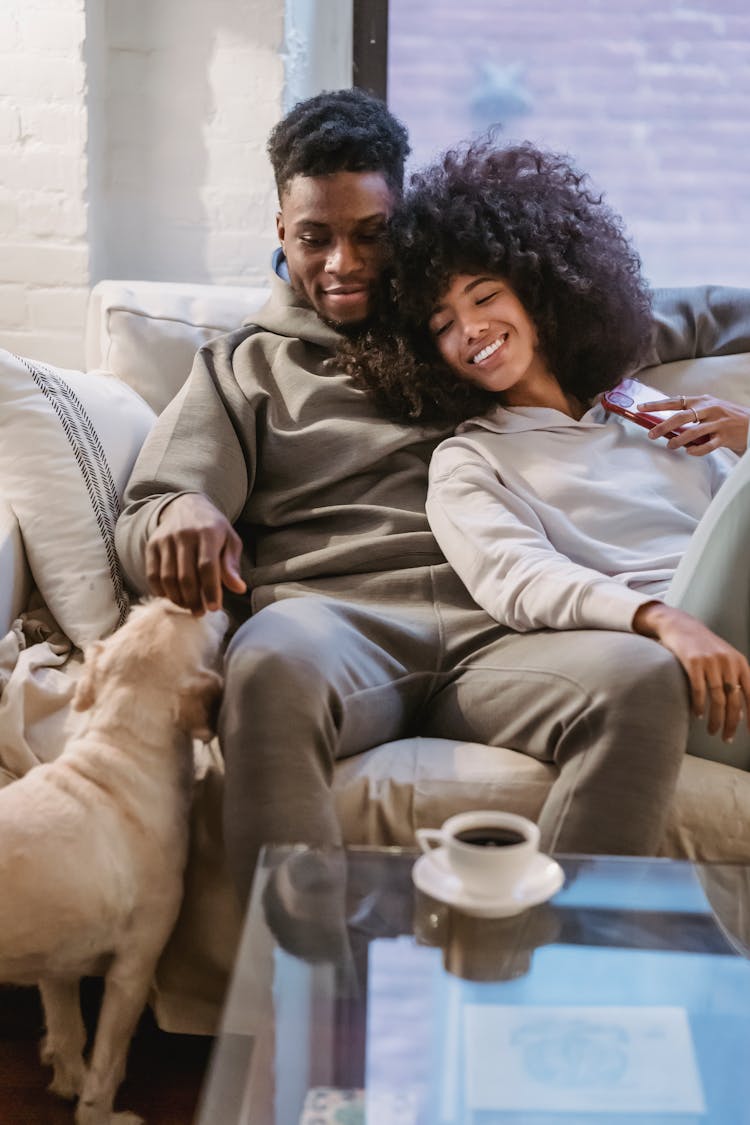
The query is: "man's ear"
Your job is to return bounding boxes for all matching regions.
[177,669,224,742]
[72,641,106,711]
[275,210,285,247]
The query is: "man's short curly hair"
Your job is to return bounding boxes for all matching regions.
[344,139,654,424]
[267,88,410,198]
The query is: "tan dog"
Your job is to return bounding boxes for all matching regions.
[0,598,226,1125]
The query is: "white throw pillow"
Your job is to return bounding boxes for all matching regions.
[85,280,270,413]
[0,349,156,646]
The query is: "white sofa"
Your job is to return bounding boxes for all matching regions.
[3,278,750,1035]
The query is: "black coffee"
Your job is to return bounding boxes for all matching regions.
[455,827,526,848]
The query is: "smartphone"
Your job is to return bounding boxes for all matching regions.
[602,378,708,445]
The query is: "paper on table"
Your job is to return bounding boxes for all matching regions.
[464,1004,706,1114]
[298,1086,418,1124]
[298,1086,363,1123]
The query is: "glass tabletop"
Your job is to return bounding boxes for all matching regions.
[196,846,750,1125]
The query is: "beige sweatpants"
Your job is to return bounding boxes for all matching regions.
[219,563,688,904]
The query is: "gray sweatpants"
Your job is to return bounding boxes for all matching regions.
[219,564,687,903]
[667,449,750,768]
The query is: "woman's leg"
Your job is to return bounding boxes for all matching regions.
[666,451,750,768]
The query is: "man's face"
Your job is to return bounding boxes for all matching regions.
[276,170,396,328]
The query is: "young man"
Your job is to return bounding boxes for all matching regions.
[115,89,744,904]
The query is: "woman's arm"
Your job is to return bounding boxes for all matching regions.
[426,446,650,634]
[634,601,750,744]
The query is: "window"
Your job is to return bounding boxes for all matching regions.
[356,0,750,288]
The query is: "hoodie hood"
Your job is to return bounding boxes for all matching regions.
[243,268,346,352]
[457,400,608,436]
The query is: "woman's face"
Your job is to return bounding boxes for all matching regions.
[428,274,550,400]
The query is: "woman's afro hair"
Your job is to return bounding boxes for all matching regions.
[344,138,654,424]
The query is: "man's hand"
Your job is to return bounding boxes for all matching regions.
[638,394,750,456]
[145,494,247,615]
[633,601,750,742]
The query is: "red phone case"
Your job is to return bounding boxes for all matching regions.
[602,384,709,445]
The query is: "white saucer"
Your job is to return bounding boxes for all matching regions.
[412,848,564,917]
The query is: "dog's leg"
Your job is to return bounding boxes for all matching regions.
[74,956,154,1125]
[39,977,87,1101]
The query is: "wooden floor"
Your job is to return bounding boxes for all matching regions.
[0,984,212,1124]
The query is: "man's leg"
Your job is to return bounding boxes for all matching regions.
[666,451,750,769]
[219,593,433,904]
[424,592,689,855]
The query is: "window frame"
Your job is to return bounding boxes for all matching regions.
[352,0,388,98]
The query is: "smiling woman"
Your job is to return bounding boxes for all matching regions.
[343,136,750,771]
[344,140,652,424]
[427,274,552,405]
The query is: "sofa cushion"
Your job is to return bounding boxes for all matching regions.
[85,280,270,414]
[0,350,155,646]
[640,353,750,410]
[334,738,553,844]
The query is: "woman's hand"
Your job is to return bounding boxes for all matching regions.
[633,601,750,742]
[145,493,247,615]
[637,393,750,456]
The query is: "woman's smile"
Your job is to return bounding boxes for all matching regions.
[469,333,509,366]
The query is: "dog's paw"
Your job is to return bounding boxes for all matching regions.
[48,1069,84,1101]
[76,1110,144,1125]
[41,1040,86,1100]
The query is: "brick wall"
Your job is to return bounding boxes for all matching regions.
[0,0,286,367]
[389,0,750,289]
[0,0,89,367]
[91,0,284,288]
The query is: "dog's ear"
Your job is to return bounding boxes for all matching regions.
[72,641,106,711]
[177,668,224,741]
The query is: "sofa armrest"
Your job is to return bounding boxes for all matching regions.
[0,501,31,635]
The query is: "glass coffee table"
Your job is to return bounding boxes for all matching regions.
[196,846,750,1124]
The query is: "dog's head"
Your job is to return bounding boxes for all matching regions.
[73,599,228,741]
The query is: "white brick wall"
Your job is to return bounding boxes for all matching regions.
[0,0,89,367]
[92,0,285,291]
[0,0,352,368]
[0,0,292,368]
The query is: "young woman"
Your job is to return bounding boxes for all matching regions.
[348,140,750,768]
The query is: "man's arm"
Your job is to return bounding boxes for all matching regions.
[115,334,253,612]
[647,285,750,367]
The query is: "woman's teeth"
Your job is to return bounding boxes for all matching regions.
[472,335,507,364]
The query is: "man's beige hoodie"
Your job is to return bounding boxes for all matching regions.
[115,275,450,606]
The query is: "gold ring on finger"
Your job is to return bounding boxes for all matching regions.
[680,395,686,409]
[723,682,741,693]
[690,407,700,423]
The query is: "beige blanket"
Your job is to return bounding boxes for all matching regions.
[0,603,241,1035]
[0,602,79,785]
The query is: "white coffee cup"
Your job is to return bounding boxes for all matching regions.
[416,811,540,898]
